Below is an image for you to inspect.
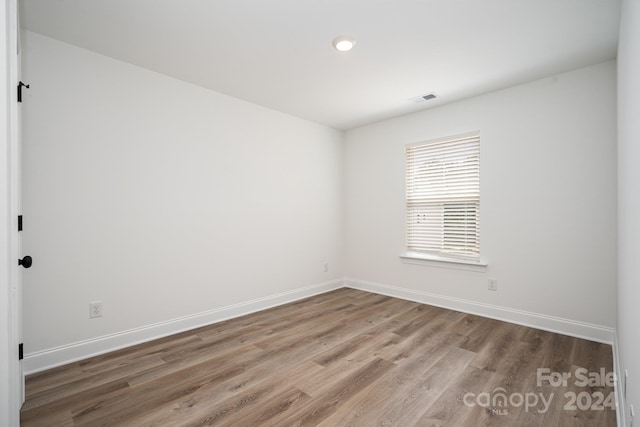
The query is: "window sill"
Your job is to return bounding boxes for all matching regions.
[400,252,487,272]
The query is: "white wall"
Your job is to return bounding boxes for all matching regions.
[617,0,640,423]
[345,61,617,332]
[20,28,621,377]
[20,32,344,359]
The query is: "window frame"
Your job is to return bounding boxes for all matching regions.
[404,131,483,266]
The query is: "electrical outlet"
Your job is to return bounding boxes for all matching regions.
[324,262,329,273]
[90,301,103,318]
[488,278,498,291]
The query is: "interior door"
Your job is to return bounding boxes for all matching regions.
[1,0,23,424]
[8,0,25,412]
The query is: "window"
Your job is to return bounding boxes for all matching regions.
[405,132,480,262]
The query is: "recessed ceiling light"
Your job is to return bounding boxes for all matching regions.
[332,36,356,52]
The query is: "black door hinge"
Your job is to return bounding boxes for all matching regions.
[19,343,23,360]
[18,215,22,232]
[18,81,30,102]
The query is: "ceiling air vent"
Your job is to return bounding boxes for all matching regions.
[409,92,438,103]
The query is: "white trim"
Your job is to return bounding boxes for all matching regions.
[613,330,625,427]
[345,277,615,345]
[3,1,21,425]
[406,130,480,148]
[24,277,617,379]
[23,279,344,374]
[400,252,487,272]
[1,1,15,424]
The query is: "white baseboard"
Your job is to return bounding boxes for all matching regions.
[25,277,616,376]
[345,277,615,345]
[23,279,345,375]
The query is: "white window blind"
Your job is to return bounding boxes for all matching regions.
[406,132,480,261]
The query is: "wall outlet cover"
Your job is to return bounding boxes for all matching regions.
[90,301,103,318]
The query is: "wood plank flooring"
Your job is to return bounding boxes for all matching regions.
[21,288,617,426]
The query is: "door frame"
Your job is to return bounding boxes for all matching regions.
[1,0,23,425]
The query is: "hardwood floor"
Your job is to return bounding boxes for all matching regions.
[21,288,616,426]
